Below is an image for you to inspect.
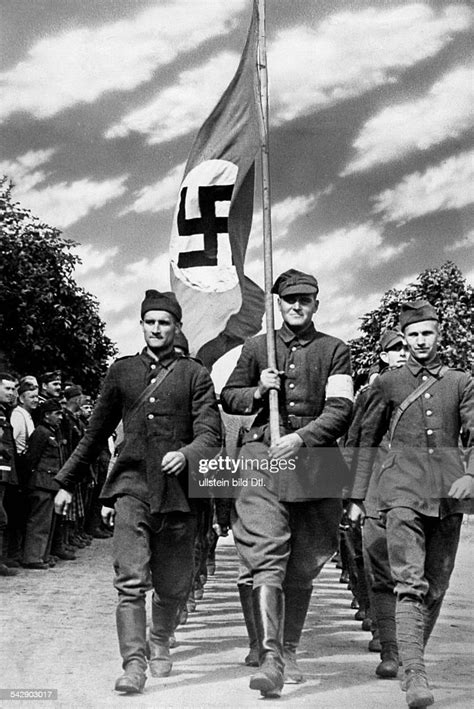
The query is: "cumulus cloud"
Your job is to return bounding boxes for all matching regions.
[106,52,238,144]
[446,229,474,252]
[122,162,186,215]
[247,192,327,252]
[104,4,472,144]
[269,4,472,123]
[343,64,474,174]
[0,150,128,228]
[75,250,170,316]
[74,244,120,276]
[0,0,246,122]
[244,222,409,305]
[373,149,474,223]
[247,222,408,283]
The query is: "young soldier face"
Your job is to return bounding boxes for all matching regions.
[278,293,319,331]
[381,341,407,369]
[0,378,17,406]
[141,310,179,353]
[403,320,439,363]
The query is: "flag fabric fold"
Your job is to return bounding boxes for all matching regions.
[169,0,264,363]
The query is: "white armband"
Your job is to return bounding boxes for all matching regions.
[325,374,354,401]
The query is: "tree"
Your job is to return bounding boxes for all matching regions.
[0,178,117,395]
[349,262,473,376]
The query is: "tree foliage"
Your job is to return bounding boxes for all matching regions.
[0,178,117,395]
[349,262,473,376]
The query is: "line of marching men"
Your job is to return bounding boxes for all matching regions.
[2,281,472,709]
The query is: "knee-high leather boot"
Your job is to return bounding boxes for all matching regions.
[372,591,399,678]
[283,586,312,683]
[148,593,181,677]
[238,584,259,667]
[249,585,284,698]
[114,599,147,693]
[397,597,434,708]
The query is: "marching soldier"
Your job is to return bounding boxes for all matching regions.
[54,290,221,694]
[348,300,473,708]
[221,269,353,697]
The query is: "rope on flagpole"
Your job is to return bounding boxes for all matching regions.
[256,0,280,446]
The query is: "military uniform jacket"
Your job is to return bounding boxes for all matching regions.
[220,323,354,500]
[0,403,18,486]
[55,349,222,514]
[25,423,64,492]
[351,357,474,517]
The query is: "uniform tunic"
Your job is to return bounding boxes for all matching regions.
[351,356,473,602]
[55,349,222,513]
[220,323,353,588]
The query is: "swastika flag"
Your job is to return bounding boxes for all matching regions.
[169,1,264,366]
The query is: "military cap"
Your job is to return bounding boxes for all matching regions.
[64,385,83,400]
[380,329,403,351]
[399,299,438,331]
[42,370,61,383]
[39,399,62,415]
[271,269,319,297]
[140,290,182,321]
[18,381,38,396]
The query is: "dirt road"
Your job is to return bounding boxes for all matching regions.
[1,521,473,709]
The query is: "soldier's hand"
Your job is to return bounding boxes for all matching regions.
[255,368,282,398]
[161,451,186,476]
[101,506,116,527]
[269,432,303,460]
[54,488,72,516]
[347,501,366,525]
[448,475,474,500]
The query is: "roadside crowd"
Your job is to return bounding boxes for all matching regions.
[0,370,112,575]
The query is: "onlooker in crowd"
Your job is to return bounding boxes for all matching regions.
[22,400,66,569]
[0,372,19,576]
[38,371,62,406]
[11,381,39,456]
[8,380,39,565]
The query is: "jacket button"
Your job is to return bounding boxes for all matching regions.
[150,378,156,384]
[289,383,295,389]
[291,346,297,351]
[253,433,258,439]
[426,410,432,416]
[149,397,156,403]
[422,375,428,381]
[289,364,295,370]
[147,414,154,420]
[427,429,433,435]
[428,448,434,454]
[289,401,295,407]
[151,364,156,370]
[424,393,431,399]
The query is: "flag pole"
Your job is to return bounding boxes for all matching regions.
[256,0,279,446]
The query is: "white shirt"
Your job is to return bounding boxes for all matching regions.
[10,406,35,454]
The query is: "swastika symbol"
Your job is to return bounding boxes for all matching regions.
[177,184,234,268]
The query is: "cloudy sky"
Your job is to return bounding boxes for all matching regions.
[1,0,473,389]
